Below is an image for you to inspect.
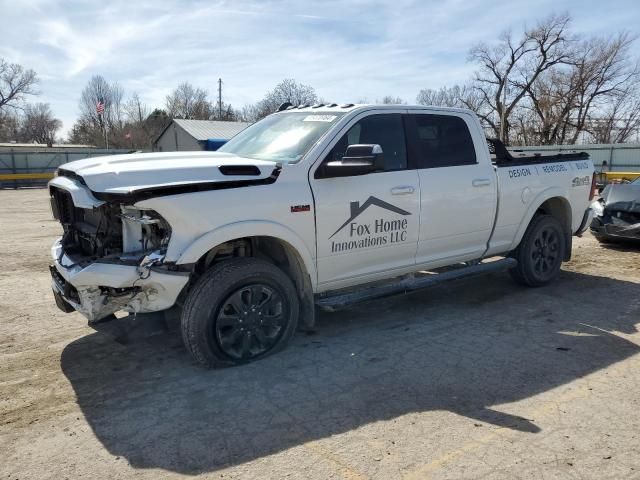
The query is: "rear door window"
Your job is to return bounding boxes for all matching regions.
[409,114,476,168]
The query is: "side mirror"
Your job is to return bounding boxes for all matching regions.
[320,144,384,178]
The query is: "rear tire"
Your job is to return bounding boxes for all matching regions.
[509,214,566,287]
[181,258,299,367]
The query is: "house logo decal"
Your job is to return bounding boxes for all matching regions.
[330,196,412,253]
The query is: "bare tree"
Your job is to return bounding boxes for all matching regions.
[250,79,318,120]
[78,75,124,127]
[517,33,639,144]
[377,95,405,104]
[416,84,493,134]
[469,13,572,143]
[416,84,487,111]
[209,100,239,121]
[115,94,171,148]
[120,93,151,147]
[0,58,39,111]
[417,86,466,107]
[69,75,128,147]
[428,12,640,145]
[165,82,212,120]
[567,34,638,143]
[517,69,569,144]
[587,85,640,143]
[0,109,21,141]
[78,75,126,136]
[124,93,149,124]
[19,103,62,144]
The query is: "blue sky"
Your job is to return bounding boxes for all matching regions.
[2,0,639,137]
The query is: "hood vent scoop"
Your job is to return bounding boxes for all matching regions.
[219,165,261,176]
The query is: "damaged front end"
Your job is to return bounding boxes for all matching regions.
[590,184,640,242]
[49,178,190,322]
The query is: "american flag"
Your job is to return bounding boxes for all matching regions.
[96,98,105,115]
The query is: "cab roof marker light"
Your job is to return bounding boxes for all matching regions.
[277,102,292,112]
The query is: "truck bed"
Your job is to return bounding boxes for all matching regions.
[488,138,589,167]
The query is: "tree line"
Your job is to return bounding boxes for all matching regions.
[0,58,61,145]
[417,13,640,145]
[67,77,322,148]
[1,12,637,148]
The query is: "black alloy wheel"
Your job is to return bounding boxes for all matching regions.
[530,226,560,278]
[509,214,566,287]
[214,284,288,360]
[181,257,299,367]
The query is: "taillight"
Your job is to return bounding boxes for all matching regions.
[589,172,597,200]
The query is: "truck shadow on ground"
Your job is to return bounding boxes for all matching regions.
[60,270,640,474]
[597,239,640,252]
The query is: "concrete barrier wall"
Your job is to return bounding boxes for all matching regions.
[3,143,638,189]
[0,147,135,188]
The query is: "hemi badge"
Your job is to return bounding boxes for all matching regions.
[291,204,311,213]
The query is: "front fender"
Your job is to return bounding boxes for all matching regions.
[174,220,317,288]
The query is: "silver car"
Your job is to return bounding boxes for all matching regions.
[590,176,640,242]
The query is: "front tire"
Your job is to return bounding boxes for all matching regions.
[509,214,566,287]
[181,258,299,367]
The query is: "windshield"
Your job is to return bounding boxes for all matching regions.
[632,176,640,185]
[218,112,345,163]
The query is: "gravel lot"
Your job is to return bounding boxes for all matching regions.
[1,188,639,480]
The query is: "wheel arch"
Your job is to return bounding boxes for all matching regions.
[511,189,573,261]
[177,222,317,329]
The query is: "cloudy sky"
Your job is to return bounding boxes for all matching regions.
[2,0,639,137]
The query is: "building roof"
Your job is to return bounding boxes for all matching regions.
[169,119,251,142]
[0,142,97,149]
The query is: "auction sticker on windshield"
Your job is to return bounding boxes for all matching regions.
[303,115,337,122]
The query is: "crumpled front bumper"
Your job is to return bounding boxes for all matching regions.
[590,217,640,240]
[590,209,640,241]
[50,239,190,322]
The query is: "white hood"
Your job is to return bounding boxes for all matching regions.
[59,151,278,194]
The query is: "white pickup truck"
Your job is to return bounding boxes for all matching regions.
[48,104,595,366]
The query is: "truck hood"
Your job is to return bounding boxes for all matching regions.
[58,151,279,198]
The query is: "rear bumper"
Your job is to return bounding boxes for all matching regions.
[50,238,190,321]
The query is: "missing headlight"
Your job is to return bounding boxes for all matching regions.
[120,208,172,253]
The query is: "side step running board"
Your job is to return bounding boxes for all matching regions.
[315,258,517,309]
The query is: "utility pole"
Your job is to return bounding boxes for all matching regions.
[218,78,223,120]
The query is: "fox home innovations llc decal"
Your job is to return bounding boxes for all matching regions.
[330,196,411,253]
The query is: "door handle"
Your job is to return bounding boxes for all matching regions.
[472,178,491,187]
[391,186,415,195]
